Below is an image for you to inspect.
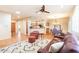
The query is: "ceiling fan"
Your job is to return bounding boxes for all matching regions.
[38,5,50,13]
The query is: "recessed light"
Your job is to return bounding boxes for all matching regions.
[16,11,21,14]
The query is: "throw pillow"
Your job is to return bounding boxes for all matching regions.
[49,42,64,53]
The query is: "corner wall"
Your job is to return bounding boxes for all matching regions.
[0,12,11,40]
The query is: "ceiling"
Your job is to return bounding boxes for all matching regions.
[0,5,75,20]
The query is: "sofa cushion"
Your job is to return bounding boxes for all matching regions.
[49,42,64,53]
[60,33,79,53]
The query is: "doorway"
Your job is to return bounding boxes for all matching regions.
[11,22,16,37]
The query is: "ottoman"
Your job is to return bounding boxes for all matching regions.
[29,36,36,43]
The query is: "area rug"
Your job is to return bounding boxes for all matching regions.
[0,39,50,53]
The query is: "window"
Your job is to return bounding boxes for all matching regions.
[68,6,79,33]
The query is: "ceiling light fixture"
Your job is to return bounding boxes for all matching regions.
[16,11,21,14]
[37,5,50,14]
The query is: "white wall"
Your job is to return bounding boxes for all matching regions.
[0,12,11,40]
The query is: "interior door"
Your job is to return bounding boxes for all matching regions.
[11,22,16,36]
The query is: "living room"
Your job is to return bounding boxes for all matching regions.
[0,5,79,53]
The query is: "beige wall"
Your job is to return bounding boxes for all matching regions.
[48,17,69,33]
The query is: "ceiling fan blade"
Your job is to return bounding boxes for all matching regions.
[37,5,50,13]
[42,5,45,10]
[40,5,45,12]
[44,11,50,13]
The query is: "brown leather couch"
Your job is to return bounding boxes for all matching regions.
[37,32,79,53]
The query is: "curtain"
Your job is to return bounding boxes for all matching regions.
[68,6,79,34]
